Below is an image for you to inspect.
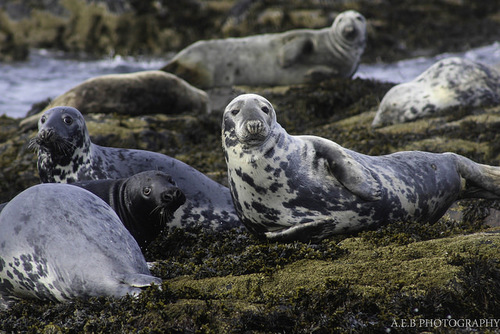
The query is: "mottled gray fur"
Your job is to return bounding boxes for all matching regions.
[222,94,500,242]
[0,184,160,308]
[30,106,241,231]
[372,57,500,127]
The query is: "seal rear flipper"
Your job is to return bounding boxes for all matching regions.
[453,153,500,199]
[307,137,382,201]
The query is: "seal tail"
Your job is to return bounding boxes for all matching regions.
[450,153,500,199]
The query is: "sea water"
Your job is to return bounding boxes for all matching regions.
[1,43,499,118]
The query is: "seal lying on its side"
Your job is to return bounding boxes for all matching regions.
[0,171,186,250]
[0,183,161,308]
[162,10,366,88]
[29,106,241,230]
[222,94,500,242]
[372,57,500,128]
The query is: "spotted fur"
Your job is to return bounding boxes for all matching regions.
[163,10,366,88]
[0,184,160,308]
[222,94,500,242]
[31,106,240,230]
[372,57,500,127]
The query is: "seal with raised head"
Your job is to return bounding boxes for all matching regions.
[0,171,186,250]
[372,57,500,128]
[222,94,500,242]
[162,10,366,88]
[29,106,241,231]
[71,171,186,250]
[0,183,161,308]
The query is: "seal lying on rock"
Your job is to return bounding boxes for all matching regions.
[20,70,210,130]
[162,10,366,88]
[372,57,500,128]
[69,171,186,250]
[0,183,161,308]
[0,171,186,250]
[29,106,241,230]
[222,94,500,242]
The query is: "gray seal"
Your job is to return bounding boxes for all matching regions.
[162,10,366,88]
[372,57,500,128]
[0,171,186,250]
[0,183,161,308]
[29,106,241,230]
[69,171,185,250]
[222,94,500,242]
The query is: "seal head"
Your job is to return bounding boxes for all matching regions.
[74,171,186,250]
[29,106,91,183]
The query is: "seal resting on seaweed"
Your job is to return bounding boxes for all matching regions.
[162,10,366,88]
[372,57,500,128]
[222,93,500,242]
[0,183,161,308]
[29,106,241,231]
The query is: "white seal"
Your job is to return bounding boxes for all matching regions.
[162,10,366,88]
[372,57,500,127]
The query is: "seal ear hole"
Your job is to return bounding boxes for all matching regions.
[143,187,151,196]
[231,109,240,116]
[261,106,270,114]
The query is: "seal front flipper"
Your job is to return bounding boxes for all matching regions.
[278,36,315,68]
[121,273,162,289]
[306,136,382,201]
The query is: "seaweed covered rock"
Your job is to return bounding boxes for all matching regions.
[1,73,500,330]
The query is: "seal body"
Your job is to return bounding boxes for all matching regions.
[20,70,210,130]
[73,171,186,250]
[162,10,366,88]
[372,57,500,127]
[222,94,500,242]
[0,183,161,308]
[30,106,241,230]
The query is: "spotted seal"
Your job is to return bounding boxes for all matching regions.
[0,183,161,308]
[0,171,186,250]
[372,57,500,128]
[162,10,366,88]
[222,94,500,242]
[29,106,241,230]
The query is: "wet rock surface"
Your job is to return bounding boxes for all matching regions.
[0,0,500,332]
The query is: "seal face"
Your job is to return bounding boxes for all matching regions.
[222,94,500,242]
[73,171,186,250]
[372,57,500,127]
[29,106,241,231]
[162,10,366,88]
[0,183,161,308]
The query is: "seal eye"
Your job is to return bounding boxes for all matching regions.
[231,109,240,116]
[63,116,73,125]
[40,116,46,124]
[143,187,151,196]
[261,106,270,114]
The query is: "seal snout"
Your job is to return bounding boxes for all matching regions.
[245,119,264,135]
[39,128,55,142]
[161,187,186,208]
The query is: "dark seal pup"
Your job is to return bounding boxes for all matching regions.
[0,183,161,308]
[222,94,500,242]
[29,106,241,230]
[72,171,186,250]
